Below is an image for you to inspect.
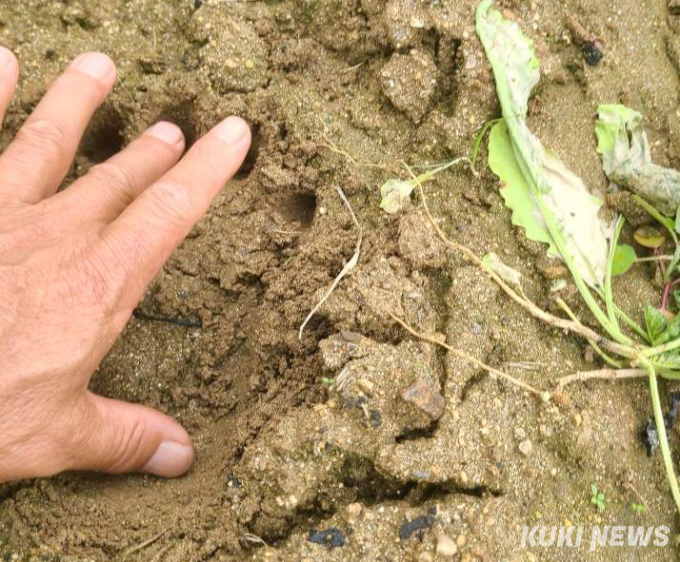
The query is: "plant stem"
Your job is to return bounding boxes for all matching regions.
[645,338,680,357]
[642,357,680,514]
[555,298,622,368]
[612,303,649,342]
[633,194,679,246]
[604,218,625,329]
[537,198,630,346]
[636,256,675,263]
[662,282,672,312]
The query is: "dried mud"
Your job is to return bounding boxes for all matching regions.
[1,0,680,560]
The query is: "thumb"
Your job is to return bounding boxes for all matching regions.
[68,392,194,477]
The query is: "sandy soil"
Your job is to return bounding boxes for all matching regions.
[1,0,680,560]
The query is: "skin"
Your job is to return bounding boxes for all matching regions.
[0,49,251,481]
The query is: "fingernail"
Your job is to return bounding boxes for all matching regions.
[70,52,116,83]
[145,121,184,146]
[215,116,250,145]
[0,47,16,72]
[142,441,194,478]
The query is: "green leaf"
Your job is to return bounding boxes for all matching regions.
[488,122,555,255]
[645,305,669,345]
[611,244,636,276]
[674,290,680,310]
[590,483,598,496]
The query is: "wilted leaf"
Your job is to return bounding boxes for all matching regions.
[611,244,636,276]
[477,1,610,288]
[596,104,680,216]
[634,226,666,249]
[380,178,419,214]
[482,252,522,286]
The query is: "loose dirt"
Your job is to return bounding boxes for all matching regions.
[1,0,680,560]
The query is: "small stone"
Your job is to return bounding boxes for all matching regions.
[245,59,255,69]
[345,502,363,522]
[436,534,458,557]
[518,439,533,456]
[456,534,467,547]
[574,412,582,426]
[225,58,237,69]
[401,378,445,420]
[418,552,434,562]
[358,379,375,395]
[319,206,327,215]
[465,54,477,70]
[514,427,526,440]
[584,346,595,363]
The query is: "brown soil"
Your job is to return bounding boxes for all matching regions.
[1,0,680,560]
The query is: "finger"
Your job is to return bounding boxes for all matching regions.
[0,52,116,205]
[52,122,185,223]
[0,47,19,127]
[67,392,194,477]
[99,116,250,304]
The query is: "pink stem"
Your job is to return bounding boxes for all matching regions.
[662,282,672,311]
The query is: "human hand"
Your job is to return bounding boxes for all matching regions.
[0,49,251,481]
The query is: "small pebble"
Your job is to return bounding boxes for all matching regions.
[456,534,467,547]
[518,439,533,456]
[418,553,434,562]
[345,502,362,522]
[436,533,458,557]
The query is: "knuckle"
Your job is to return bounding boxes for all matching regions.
[70,250,120,309]
[95,235,145,299]
[87,161,139,207]
[15,118,72,161]
[91,416,147,473]
[68,400,149,473]
[147,180,196,228]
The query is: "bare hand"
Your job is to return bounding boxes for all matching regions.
[0,49,251,481]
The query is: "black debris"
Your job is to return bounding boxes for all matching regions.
[308,528,346,549]
[582,41,603,66]
[642,392,680,455]
[226,473,242,489]
[399,513,435,540]
[132,309,202,328]
[369,409,382,428]
[194,0,203,9]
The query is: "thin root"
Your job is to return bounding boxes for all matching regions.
[122,531,166,561]
[299,187,362,340]
[388,311,548,399]
[409,172,633,360]
[556,368,647,388]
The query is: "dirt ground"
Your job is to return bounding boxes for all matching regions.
[2,0,680,560]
